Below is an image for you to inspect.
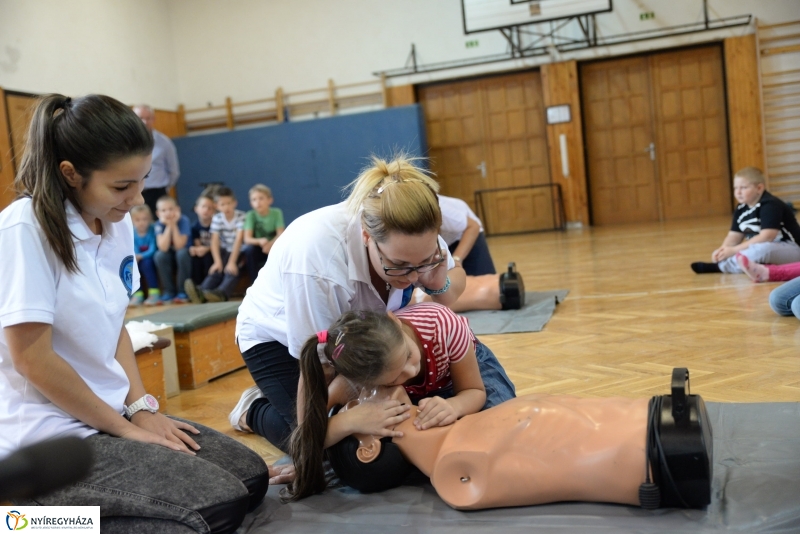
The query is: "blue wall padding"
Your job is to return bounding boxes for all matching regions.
[173,104,427,224]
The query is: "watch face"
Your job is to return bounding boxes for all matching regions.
[144,394,159,410]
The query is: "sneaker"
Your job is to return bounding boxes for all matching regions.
[143,293,162,306]
[204,289,228,302]
[229,385,263,432]
[184,279,206,304]
[160,292,174,305]
[129,293,144,307]
[172,293,190,304]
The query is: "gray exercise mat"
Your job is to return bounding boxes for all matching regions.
[458,290,569,335]
[238,402,800,534]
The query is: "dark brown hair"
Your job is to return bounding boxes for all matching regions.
[14,94,153,272]
[286,310,404,501]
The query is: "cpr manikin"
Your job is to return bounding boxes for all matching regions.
[416,263,526,312]
[328,368,712,511]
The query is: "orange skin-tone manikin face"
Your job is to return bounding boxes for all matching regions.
[344,386,650,511]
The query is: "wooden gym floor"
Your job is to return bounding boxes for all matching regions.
[136,215,800,464]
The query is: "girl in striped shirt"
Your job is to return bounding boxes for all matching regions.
[287,303,487,500]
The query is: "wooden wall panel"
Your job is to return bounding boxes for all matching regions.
[541,60,589,226]
[6,94,37,172]
[387,84,416,107]
[724,34,765,175]
[153,109,187,139]
[0,88,16,211]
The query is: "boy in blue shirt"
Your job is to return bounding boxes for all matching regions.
[130,204,161,306]
[154,195,191,304]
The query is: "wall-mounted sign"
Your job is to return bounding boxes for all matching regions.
[546,104,571,124]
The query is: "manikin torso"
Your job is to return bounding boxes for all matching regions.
[343,386,648,510]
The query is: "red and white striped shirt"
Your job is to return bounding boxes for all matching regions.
[395,302,477,399]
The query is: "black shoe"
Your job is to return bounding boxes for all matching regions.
[691,262,721,274]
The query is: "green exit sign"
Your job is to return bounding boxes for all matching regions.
[465,40,479,48]
[640,12,655,20]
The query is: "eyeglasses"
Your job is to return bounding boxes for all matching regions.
[372,240,445,277]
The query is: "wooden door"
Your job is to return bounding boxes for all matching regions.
[419,71,552,234]
[581,45,731,225]
[582,57,659,225]
[651,47,730,219]
[480,73,553,234]
[419,81,487,203]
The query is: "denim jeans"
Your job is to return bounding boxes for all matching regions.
[242,341,300,453]
[155,248,192,295]
[449,232,496,276]
[242,245,269,283]
[14,418,268,534]
[191,252,214,285]
[200,249,240,298]
[416,341,516,410]
[137,256,160,294]
[769,277,800,318]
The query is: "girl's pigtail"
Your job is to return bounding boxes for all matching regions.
[286,334,331,501]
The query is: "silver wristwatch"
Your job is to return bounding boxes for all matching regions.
[124,394,160,419]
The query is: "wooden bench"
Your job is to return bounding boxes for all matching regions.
[134,337,170,411]
[137,303,244,389]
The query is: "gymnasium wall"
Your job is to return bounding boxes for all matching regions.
[0,0,179,108]
[2,1,797,109]
[172,104,426,224]
[167,0,799,109]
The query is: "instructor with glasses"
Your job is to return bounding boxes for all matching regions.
[233,156,516,454]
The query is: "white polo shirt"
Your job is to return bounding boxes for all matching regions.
[0,199,135,458]
[236,202,453,358]
[438,195,484,246]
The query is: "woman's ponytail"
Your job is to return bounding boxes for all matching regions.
[15,95,80,272]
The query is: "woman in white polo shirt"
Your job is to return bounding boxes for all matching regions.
[233,156,516,453]
[438,194,496,276]
[0,94,267,533]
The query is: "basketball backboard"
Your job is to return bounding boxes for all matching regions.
[461,0,612,34]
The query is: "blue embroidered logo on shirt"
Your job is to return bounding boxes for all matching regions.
[119,255,134,297]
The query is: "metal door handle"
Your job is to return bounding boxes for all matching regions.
[476,161,487,178]
[644,142,655,161]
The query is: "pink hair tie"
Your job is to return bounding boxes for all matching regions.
[317,331,328,343]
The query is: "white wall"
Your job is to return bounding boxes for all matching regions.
[0,0,179,108]
[167,0,800,109]
[0,0,797,110]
